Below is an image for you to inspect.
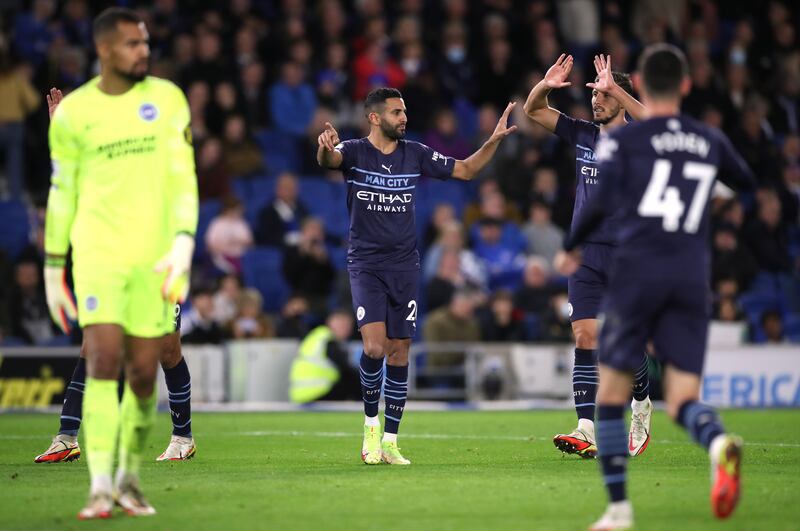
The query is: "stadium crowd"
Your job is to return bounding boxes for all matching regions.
[0,0,798,347]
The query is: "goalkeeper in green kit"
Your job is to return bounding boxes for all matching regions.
[44,7,198,519]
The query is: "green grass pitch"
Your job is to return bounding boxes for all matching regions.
[1,409,799,530]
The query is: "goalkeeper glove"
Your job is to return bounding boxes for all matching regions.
[154,233,195,304]
[43,257,78,334]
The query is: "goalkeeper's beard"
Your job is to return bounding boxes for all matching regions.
[114,64,148,84]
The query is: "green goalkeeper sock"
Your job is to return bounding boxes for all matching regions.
[84,377,120,493]
[118,383,157,478]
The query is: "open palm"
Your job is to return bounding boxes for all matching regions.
[543,54,573,89]
[490,102,518,141]
[586,54,615,93]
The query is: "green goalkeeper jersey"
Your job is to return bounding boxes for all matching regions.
[46,76,198,266]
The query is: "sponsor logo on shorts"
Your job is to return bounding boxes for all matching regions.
[86,296,98,312]
[357,306,366,321]
[139,103,158,121]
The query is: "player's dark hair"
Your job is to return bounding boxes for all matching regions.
[638,43,689,99]
[364,87,403,115]
[93,7,142,40]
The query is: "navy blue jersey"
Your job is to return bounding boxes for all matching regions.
[335,138,455,271]
[555,113,620,245]
[566,115,754,282]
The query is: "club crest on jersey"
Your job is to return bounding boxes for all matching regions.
[139,103,158,122]
[86,296,98,312]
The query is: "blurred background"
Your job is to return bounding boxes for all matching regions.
[0,0,797,408]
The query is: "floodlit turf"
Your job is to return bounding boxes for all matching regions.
[1,409,799,530]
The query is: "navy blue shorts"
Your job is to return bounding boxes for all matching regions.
[599,271,710,375]
[568,243,614,322]
[349,268,419,339]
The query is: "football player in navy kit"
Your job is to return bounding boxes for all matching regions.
[524,54,654,458]
[317,87,516,465]
[557,44,753,530]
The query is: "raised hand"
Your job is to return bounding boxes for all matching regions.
[46,87,63,120]
[543,53,574,89]
[317,121,340,152]
[490,102,518,142]
[586,54,616,93]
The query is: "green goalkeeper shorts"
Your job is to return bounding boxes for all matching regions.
[73,261,174,338]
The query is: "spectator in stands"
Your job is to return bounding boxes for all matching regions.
[181,29,232,88]
[745,187,792,272]
[205,195,253,274]
[714,297,745,322]
[282,217,335,317]
[289,309,360,402]
[437,20,475,103]
[423,220,486,290]
[478,289,524,342]
[207,81,242,135]
[471,217,527,291]
[423,203,456,251]
[522,198,564,265]
[239,62,268,129]
[541,292,573,342]
[529,166,572,229]
[277,295,313,338]
[423,108,472,161]
[256,171,309,247]
[351,39,406,102]
[0,46,40,200]
[213,274,242,327]
[712,223,758,291]
[426,247,463,312]
[230,288,275,339]
[422,287,481,368]
[196,137,232,201]
[7,258,58,345]
[759,309,786,344]
[477,38,521,111]
[181,286,226,344]
[315,41,351,122]
[12,0,56,68]
[222,114,264,177]
[187,80,211,144]
[270,61,318,138]
[513,256,554,317]
[464,181,524,229]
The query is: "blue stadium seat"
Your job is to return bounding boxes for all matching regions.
[241,247,289,312]
[0,200,30,260]
[784,313,800,343]
[245,175,277,227]
[738,292,785,318]
[255,130,299,174]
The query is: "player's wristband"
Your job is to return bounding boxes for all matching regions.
[44,254,67,267]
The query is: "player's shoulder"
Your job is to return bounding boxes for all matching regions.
[141,76,186,100]
[558,111,599,132]
[335,136,366,151]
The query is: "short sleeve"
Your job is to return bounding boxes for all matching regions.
[554,112,598,147]
[416,142,455,181]
[334,140,355,170]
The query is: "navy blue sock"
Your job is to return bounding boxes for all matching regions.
[383,364,408,434]
[631,353,650,402]
[597,405,628,502]
[164,357,192,437]
[359,353,383,418]
[573,349,598,421]
[59,358,86,436]
[677,400,725,450]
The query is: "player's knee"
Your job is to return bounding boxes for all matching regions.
[126,363,158,394]
[128,377,156,398]
[159,335,182,369]
[386,343,410,366]
[573,327,597,349]
[363,339,385,359]
[89,353,121,379]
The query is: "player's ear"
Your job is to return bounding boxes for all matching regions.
[680,76,692,97]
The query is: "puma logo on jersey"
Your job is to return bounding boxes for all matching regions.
[381,164,393,173]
